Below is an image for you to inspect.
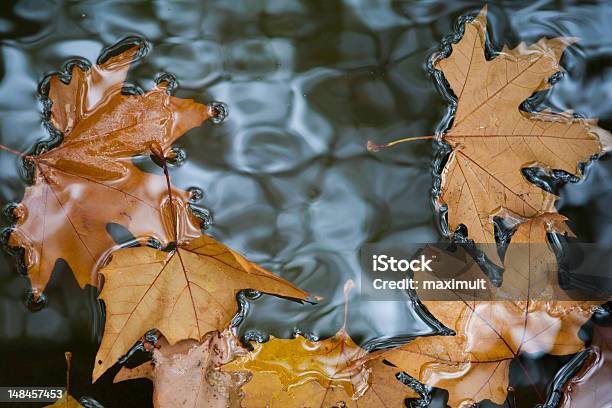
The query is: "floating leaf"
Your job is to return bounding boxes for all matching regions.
[94,233,314,382]
[369,6,611,249]
[224,281,418,407]
[9,39,212,292]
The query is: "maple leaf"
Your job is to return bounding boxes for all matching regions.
[114,330,251,408]
[7,39,215,292]
[490,210,574,300]
[223,281,418,407]
[368,6,611,248]
[560,324,612,408]
[380,214,600,407]
[93,231,315,382]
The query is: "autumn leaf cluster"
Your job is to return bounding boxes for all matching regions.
[365,6,611,408]
[2,38,316,406]
[2,6,611,408]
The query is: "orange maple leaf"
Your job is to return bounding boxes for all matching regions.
[6,39,217,292]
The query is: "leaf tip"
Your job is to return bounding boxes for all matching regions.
[307,294,323,303]
[207,101,229,124]
[473,5,488,29]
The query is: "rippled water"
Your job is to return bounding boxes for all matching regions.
[0,1,611,407]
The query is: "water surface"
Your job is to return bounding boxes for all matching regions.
[0,1,610,407]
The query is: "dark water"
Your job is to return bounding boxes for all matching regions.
[0,1,610,407]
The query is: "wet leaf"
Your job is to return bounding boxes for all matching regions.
[560,324,612,408]
[492,210,573,300]
[114,330,250,408]
[94,233,315,382]
[381,215,599,407]
[435,6,610,244]
[224,335,417,407]
[370,6,611,250]
[224,281,418,407]
[9,40,211,292]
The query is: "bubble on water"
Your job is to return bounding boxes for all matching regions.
[208,101,228,124]
[397,372,430,406]
[121,82,144,96]
[25,288,46,312]
[155,72,178,94]
[243,289,262,300]
[166,146,187,166]
[118,328,158,365]
[146,237,164,250]
[187,187,204,203]
[2,202,24,223]
[96,36,149,67]
[241,329,269,347]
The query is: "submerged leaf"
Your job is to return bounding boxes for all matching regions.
[115,330,250,408]
[381,215,600,407]
[227,354,416,408]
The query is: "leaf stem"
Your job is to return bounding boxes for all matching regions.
[156,146,179,245]
[341,279,354,332]
[0,144,25,157]
[64,352,72,391]
[367,136,435,152]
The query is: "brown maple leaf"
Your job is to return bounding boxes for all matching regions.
[368,6,611,248]
[93,227,315,382]
[6,39,216,292]
[114,330,250,408]
[491,210,574,300]
[223,281,418,407]
[379,214,600,407]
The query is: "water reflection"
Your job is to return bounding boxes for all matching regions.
[0,1,611,407]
